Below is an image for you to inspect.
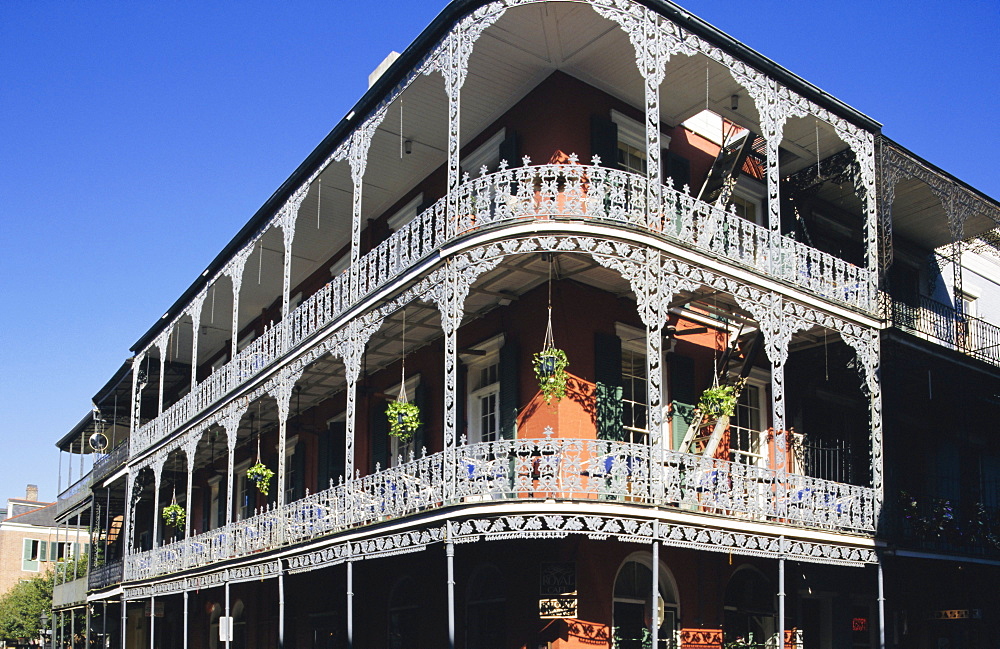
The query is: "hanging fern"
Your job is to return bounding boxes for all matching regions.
[386,400,420,441]
[247,461,275,496]
[698,384,740,420]
[162,502,186,528]
[533,348,569,405]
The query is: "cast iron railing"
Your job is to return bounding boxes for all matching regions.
[889,295,1000,368]
[124,435,875,582]
[132,162,875,455]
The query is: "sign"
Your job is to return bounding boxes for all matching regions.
[852,618,868,632]
[929,609,982,621]
[540,562,576,596]
[218,616,234,642]
[539,598,578,619]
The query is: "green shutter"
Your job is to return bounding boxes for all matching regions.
[665,151,691,194]
[590,115,619,169]
[49,542,57,563]
[669,354,697,450]
[595,333,624,441]
[499,339,520,440]
[372,400,389,472]
[499,131,521,169]
[39,540,48,562]
[22,539,38,572]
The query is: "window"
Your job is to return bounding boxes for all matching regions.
[234,460,252,521]
[462,334,507,444]
[283,435,300,504]
[22,539,41,572]
[208,476,222,529]
[611,111,671,178]
[731,177,765,226]
[613,557,678,649]
[730,382,766,466]
[461,129,506,177]
[616,323,650,445]
[386,193,424,232]
[466,565,505,649]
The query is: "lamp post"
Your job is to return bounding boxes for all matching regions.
[38,613,50,648]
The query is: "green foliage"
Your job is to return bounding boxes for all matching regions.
[533,348,569,405]
[697,380,744,420]
[162,502,186,528]
[0,571,51,641]
[386,400,420,441]
[247,462,275,496]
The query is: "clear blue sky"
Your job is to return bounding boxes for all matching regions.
[1,0,997,504]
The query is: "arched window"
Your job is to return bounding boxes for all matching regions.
[723,567,774,647]
[231,599,247,649]
[466,564,505,649]
[388,577,420,649]
[613,556,678,649]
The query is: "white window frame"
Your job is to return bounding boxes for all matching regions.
[461,128,506,177]
[282,434,300,504]
[386,374,421,465]
[234,459,252,521]
[387,193,424,231]
[461,334,506,444]
[732,175,766,226]
[329,254,349,279]
[207,475,222,530]
[730,369,769,467]
[615,323,654,445]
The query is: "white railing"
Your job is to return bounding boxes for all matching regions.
[124,436,875,581]
[130,162,874,455]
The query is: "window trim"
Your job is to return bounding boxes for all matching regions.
[461,128,506,177]
[386,193,424,231]
[612,110,671,153]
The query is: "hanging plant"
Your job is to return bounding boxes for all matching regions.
[162,502,186,528]
[698,384,739,420]
[534,348,569,404]
[247,462,274,496]
[386,399,420,441]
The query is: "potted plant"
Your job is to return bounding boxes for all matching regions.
[386,399,420,441]
[534,347,569,404]
[162,501,186,529]
[247,461,275,496]
[697,382,741,421]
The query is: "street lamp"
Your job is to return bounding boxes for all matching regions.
[38,613,50,648]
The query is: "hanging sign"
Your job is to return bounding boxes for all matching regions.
[540,598,578,619]
[929,609,982,620]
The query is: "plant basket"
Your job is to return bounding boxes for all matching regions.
[247,461,274,496]
[162,501,186,529]
[387,399,420,441]
[533,348,569,405]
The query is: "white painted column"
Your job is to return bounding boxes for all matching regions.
[183,591,189,649]
[149,595,155,649]
[346,543,354,649]
[651,538,660,646]
[446,522,456,649]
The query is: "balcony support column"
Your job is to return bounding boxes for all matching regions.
[269,366,305,508]
[335,318,381,480]
[149,595,155,649]
[151,457,166,548]
[120,599,126,649]
[222,404,244,527]
[277,186,308,351]
[224,581,231,649]
[156,334,168,416]
[446,522,456,649]
[278,565,285,649]
[227,247,252,361]
[183,591,189,649]
[189,291,206,391]
[841,327,883,518]
[877,558,886,649]
[131,351,144,436]
[334,108,386,304]
[777,546,785,649]
[183,437,198,540]
[651,535,660,647]
[346,543,354,649]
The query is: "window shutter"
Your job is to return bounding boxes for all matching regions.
[293,441,306,501]
[665,151,691,194]
[590,115,619,169]
[22,539,38,571]
[499,338,519,440]
[217,476,227,526]
[40,540,48,562]
[499,131,521,168]
[50,542,57,563]
[372,400,389,472]
[413,383,427,456]
[330,421,347,484]
[595,333,624,441]
[317,426,331,490]
[669,354,697,449]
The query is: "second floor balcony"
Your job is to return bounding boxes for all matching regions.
[132,162,875,456]
[125,433,875,583]
[887,294,1000,368]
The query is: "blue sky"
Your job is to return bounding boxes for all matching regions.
[1,0,997,505]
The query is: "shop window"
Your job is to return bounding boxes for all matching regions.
[613,557,678,649]
[466,565,505,649]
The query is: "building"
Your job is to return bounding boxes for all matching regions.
[47,1,1000,648]
[0,486,61,597]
